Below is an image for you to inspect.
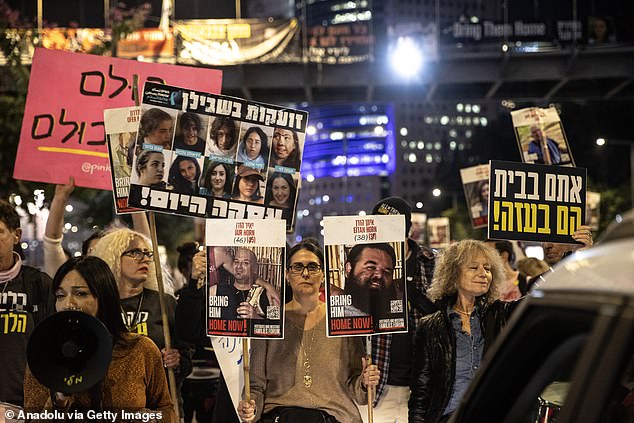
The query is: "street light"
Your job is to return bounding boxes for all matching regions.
[390,36,424,79]
[596,137,634,208]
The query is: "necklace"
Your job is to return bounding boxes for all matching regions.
[299,327,316,388]
[453,307,473,316]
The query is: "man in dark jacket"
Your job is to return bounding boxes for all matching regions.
[361,197,437,422]
[0,200,54,408]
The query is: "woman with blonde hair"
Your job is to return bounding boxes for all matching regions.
[409,239,514,423]
[91,228,189,408]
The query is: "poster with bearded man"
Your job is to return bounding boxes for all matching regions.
[323,215,408,337]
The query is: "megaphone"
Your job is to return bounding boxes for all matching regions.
[27,311,113,394]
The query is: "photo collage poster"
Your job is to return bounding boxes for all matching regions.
[104,106,143,214]
[427,217,451,249]
[205,219,286,339]
[460,163,490,229]
[323,215,408,337]
[511,107,575,167]
[127,82,308,232]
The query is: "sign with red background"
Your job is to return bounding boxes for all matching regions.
[14,48,222,190]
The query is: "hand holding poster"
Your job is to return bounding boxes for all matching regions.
[511,107,574,167]
[127,82,307,231]
[323,215,407,337]
[460,164,490,229]
[488,160,587,243]
[205,219,286,338]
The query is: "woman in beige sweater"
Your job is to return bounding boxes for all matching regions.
[237,240,380,423]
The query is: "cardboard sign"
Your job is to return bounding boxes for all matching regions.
[205,219,286,339]
[13,48,222,190]
[488,160,587,244]
[323,215,407,337]
[460,164,490,229]
[510,107,575,167]
[127,82,307,231]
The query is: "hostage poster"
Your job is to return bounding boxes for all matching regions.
[323,215,407,337]
[127,82,307,232]
[460,163,490,229]
[488,160,587,244]
[104,106,143,214]
[205,219,286,338]
[511,106,575,167]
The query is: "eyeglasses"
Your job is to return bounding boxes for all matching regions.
[288,263,322,274]
[121,248,154,261]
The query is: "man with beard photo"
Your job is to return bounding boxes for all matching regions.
[340,243,402,319]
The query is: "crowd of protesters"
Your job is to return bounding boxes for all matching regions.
[0,178,600,423]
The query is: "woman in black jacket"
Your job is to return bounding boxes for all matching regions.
[408,239,511,423]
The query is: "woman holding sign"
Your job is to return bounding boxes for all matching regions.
[237,240,380,423]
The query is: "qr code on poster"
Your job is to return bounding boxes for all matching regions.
[390,300,403,314]
[267,306,280,320]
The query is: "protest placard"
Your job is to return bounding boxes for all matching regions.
[410,212,427,245]
[586,191,601,231]
[205,219,286,338]
[427,217,450,249]
[460,164,490,229]
[511,107,574,167]
[127,82,307,231]
[103,106,143,214]
[488,160,587,243]
[323,215,407,337]
[13,48,222,190]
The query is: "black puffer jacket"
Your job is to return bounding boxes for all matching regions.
[408,296,515,423]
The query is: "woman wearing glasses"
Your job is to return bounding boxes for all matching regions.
[237,239,380,423]
[91,228,190,408]
[24,256,174,418]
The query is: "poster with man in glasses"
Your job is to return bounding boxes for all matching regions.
[323,215,408,337]
[205,219,286,338]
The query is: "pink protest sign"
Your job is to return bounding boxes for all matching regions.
[13,48,223,190]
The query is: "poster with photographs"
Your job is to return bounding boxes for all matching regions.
[511,107,574,167]
[103,106,144,214]
[127,82,308,232]
[409,212,427,245]
[460,164,490,229]
[427,217,450,249]
[488,160,586,244]
[586,191,601,231]
[323,215,407,337]
[205,219,286,338]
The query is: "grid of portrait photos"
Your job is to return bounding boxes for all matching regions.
[127,82,308,231]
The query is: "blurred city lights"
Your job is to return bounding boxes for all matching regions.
[596,138,606,146]
[432,188,442,197]
[390,36,423,79]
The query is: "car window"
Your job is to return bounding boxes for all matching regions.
[451,303,601,423]
[599,351,634,423]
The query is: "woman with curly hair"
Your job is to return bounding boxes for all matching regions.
[409,239,514,423]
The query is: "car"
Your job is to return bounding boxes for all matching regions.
[449,235,634,423]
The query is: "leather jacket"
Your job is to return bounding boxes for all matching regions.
[408,296,515,423]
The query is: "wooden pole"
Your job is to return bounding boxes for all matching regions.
[366,336,374,423]
[132,75,179,421]
[148,211,181,422]
[243,338,251,401]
